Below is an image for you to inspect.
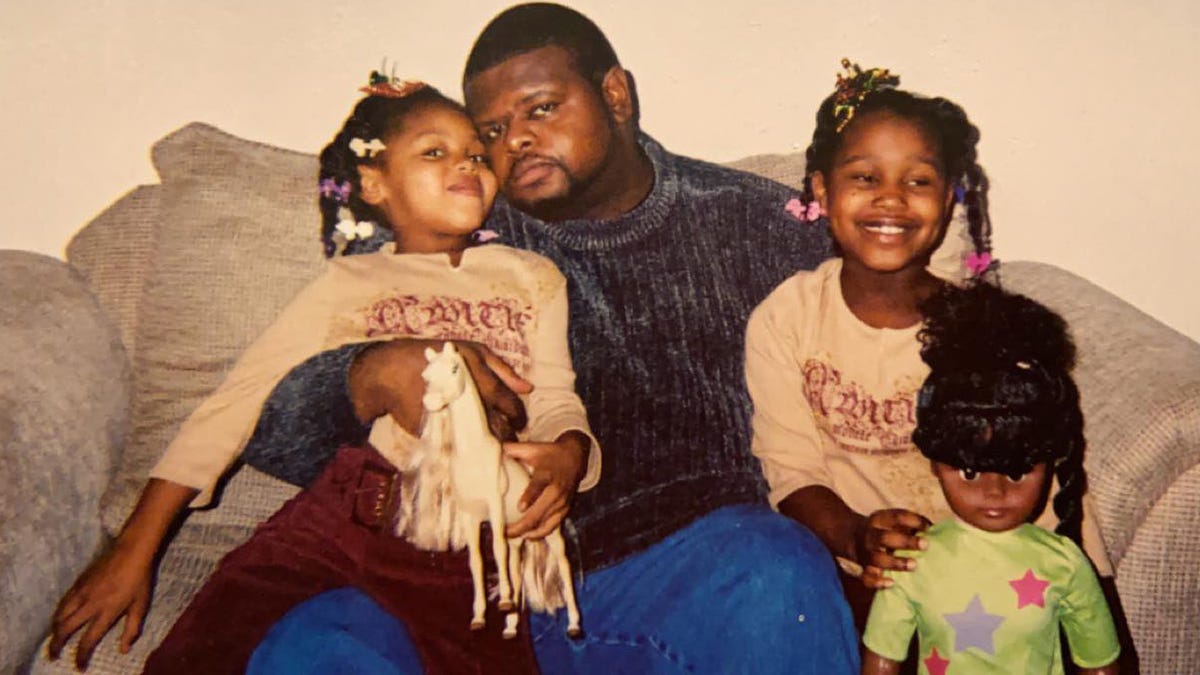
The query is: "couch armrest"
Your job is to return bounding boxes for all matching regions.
[0,250,131,672]
[1003,260,1200,670]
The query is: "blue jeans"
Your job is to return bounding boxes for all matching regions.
[247,588,424,675]
[249,505,860,674]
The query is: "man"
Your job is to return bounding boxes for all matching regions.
[244,4,859,672]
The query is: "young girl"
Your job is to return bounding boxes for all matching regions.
[744,61,1116,627]
[51,74,597,674]
[861,282,1120,674]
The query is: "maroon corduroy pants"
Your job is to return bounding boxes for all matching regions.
[144,445,538,674]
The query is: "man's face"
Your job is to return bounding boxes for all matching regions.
[465,45,616,217]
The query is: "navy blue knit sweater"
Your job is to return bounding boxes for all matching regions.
[243,135,833,572]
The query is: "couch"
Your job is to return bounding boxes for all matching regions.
[3,123,1198,674]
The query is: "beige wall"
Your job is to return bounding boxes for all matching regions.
[2,0,1198,341]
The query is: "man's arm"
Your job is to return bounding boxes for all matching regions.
[242,340,531,487]
[240,343,373,486]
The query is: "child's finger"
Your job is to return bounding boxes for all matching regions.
[519,477,548,513]
[75,611,118,671]
[506,510,544,538]
[119,590,149,653]
[502,441,537,467]
[861,566,894,590]
[890,509,932,532]
[867,548,917,572]
[523,503,568,540]
[876,529,927,553]
[48,599,90,659]
[508,482,567,538]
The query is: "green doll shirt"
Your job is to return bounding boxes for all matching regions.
[863,519,1119,674]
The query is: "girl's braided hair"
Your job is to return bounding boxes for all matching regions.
[913,282,1086,543]
[801,63,992,261]
[318,84,465,257]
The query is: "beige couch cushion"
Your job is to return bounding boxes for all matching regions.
[67,185,160,356]
[100,123,326,532]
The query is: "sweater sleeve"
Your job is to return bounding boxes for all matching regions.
[745,279,834,507]
[521,266,601,491]
[150,268,336,506]
[240,342,372,487]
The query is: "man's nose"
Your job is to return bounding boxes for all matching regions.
[505,119,534,154]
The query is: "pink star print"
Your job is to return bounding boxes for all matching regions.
[1010,568,1051,609]
[924,646,950,675]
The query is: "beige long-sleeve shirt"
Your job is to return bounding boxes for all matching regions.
[746,258,1111,575]
[151,243,599,507]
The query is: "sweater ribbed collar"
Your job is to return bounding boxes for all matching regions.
[498,133,677,251]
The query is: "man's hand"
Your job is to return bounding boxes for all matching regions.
[504,431,590,539]
[351,339,531,437]
[856,508,930,589]
[48,541,154,670]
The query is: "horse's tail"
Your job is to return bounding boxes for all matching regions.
[520,536,566,613]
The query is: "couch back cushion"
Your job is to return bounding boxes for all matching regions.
[67,185,160,356]
[98,123,325,531]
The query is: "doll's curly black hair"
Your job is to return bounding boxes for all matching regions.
[913,282,1086,543]
[318,85,465,257]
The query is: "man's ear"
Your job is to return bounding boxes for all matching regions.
[357,165,386,206]
[600,66,635,125]
[811,171,829,211]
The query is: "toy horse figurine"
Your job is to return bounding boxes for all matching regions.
[414,342,582,639]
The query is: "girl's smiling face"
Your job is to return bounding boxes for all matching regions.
[811,111,955,277]
[933,461,1051,532]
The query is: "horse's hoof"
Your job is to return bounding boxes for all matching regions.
[502,628,518,640]
[497,600,515,612]
[567,626,583,640]
[470,620,486,631]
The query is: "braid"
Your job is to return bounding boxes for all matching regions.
[1051,385,1086,544]
[317,86,465,257]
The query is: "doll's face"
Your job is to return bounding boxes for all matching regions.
[932,461,1050,532]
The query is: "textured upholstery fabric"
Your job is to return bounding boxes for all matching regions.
[66,184,159,356]
[0,251,129,673]
[14,124,1200,674]
[1003,261,1200,670]
[97,124,325,534]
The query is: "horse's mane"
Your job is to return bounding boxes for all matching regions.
[393,408,467,550]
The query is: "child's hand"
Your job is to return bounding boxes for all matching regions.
[857,508,931,589]
[503,431,590,539]
[48,540,154,670]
